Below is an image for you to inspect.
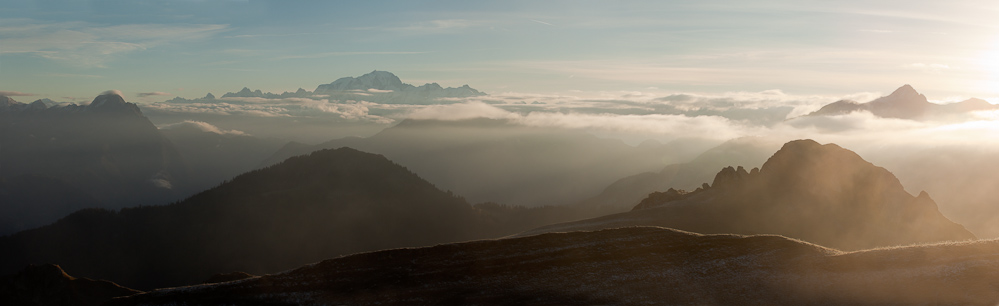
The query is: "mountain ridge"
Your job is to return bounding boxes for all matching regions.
[518,139,975,250]
[105,226,999,305]
[0,147,581,289]
[807,84,998,119]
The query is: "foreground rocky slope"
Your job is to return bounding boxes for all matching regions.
[0,264,140,306]
[520,139,974,250]
[107,227,999,305]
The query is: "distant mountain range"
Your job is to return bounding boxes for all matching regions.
[165,70,485,105]
[0,92,189,235]
[158,122,286,190]
[258,118,683,207]
[106,226,999,305]
[0,147,583,289]
[807,84,998,120]
[520,139,974,251]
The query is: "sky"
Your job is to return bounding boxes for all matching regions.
[2,0,999,104]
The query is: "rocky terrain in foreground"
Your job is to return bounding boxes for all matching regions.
[106,226,999,305]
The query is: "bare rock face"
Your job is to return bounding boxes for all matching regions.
[533,139,974,251]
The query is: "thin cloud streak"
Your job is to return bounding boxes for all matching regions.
[278,51,429,60]
[0,91,35,96]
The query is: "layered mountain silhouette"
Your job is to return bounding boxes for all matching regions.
[0,264,140,306]
[807,84,998,120]
[0,175,101,235]
[159,122,285,191]
[165,70,484,105]
[574,137,781,215]
[259,118,678,207]
[0,147,580,289]
[106,227,999,305]
[867,145,999,239]
[0,92,188,235]
[520,140,974,250]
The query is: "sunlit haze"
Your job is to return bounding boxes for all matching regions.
[7,2,999,304]
[2,1,998,100]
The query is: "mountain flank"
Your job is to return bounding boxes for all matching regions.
[0,147,582,289]
[258,118,676,207]
[519,139,974,251]
[0,92,187,235]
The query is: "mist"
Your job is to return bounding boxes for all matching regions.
[136,82,999,239]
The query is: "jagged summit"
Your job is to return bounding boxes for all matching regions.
[522,139,974,251]
[315,70,409,92]
[313,70,485,98]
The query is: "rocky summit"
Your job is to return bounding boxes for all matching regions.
[520,139,974,251]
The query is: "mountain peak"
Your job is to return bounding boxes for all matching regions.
[888,84,921,99]
[88,92,142,115]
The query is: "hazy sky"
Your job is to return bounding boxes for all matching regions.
[2,0,998,103]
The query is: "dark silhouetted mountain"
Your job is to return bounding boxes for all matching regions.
[259,118,679,207]
[807,84,999,119]
[107,227,999,305]
[159,123,285,192]
[0,148,577,289]
[0,92,188,233]
[0,264,141,306]
[0,175,101,236]
[574,137,781,215]
[520,140,974,251]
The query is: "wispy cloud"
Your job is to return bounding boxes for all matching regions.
[904,63,952,72]
[0,20,227,68]
[530,19,555,27]
[859,29,894,33]
[0,91,34,96]
[137,91,171,97]
[159,120,247,135]
[278,51,428,60]
[354,19,487,34]
[37,73,103,78]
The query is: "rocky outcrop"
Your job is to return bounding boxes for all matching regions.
[526,139,975,251]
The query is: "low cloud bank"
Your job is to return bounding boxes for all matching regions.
[158,120,247,136]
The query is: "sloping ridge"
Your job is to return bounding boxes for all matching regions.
[0,264,141,306]
[807,84,998,119]
[0,147,497,290]
[518,139,974,251]
[106,226,999,305]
